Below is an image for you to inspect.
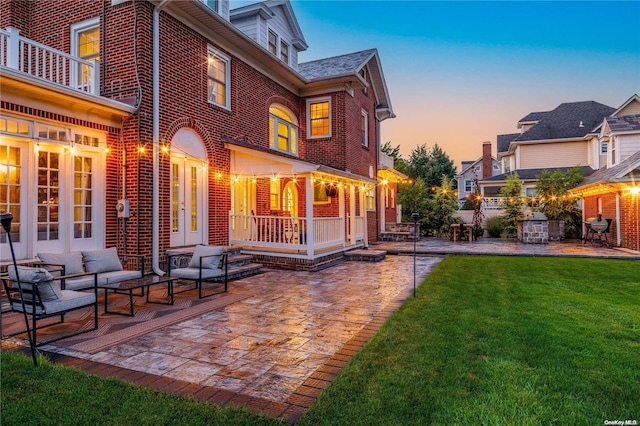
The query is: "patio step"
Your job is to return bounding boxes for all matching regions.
[344,249,387,262]
[226,250,263,281]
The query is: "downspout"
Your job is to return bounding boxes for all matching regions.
[152,0,170,275]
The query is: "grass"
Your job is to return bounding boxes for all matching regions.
[2,256,639,425]
[299,256,640,425]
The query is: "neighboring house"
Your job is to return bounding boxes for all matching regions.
[456,141,501,202]
[569,95,640,251]
[0,0,398,270]
[480,100,616,197]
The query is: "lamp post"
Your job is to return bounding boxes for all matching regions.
[411,212,419,297]
[1,212,38,366]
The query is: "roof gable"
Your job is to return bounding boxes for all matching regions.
[299,49,394,120]
[612,94,640,117]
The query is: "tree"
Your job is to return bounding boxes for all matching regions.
[406,143,456,188]
[425,176,459,237]
[398,178,430,232]
[535,167,584,236]
[500,173,524,238]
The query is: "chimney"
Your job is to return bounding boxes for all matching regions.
[482,141,492,179]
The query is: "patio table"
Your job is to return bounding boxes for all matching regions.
[99,275,176,316]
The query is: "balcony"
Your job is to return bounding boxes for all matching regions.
[1,26,99,95]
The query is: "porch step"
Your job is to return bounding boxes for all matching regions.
[344,249,387,262]
[225,250,263,281]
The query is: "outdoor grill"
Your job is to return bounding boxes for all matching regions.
[584,215,611,246]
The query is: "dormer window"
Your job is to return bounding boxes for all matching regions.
[268,30,277,55]
[601,141,608,154]
[280,41,289,64]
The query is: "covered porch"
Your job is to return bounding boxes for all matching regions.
[225,140,373,263]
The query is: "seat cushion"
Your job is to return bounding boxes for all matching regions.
[171,267,223,280]
[43,290,96,315]
[101,270,141,284]
[189,245,224,269]
[8,266,62,302]
[37,251,85,275]
[82,247,123,273]
[61,275,97,290]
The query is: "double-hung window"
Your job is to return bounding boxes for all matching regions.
[268,30,277,55]
[366,188,375,210]
[465,180,472,193]
[280,41,289,64]
[307,98,331,138]
[361,110,368,147]
[269,105,298,155]
[207,48,230,108]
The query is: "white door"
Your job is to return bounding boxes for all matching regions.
[170,158,205,247]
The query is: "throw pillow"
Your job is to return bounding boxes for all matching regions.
[37,251,85,275]
[82,247,123,273]
[189,245,224,269]
[8,266,62,302]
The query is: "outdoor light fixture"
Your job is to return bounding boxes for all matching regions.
[0,212,38,366]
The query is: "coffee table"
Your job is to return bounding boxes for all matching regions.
[99,275,177,316]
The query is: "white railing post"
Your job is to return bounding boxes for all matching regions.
[89,58,100,95]
[6,26,20,69]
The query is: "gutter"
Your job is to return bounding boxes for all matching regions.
[151,0,170,276]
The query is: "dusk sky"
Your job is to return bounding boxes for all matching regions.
[234,1,640,170]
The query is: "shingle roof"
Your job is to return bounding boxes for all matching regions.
[577,150,640,187]
[480,166,595,182]
[298,49,376,80]
[519,111,549,123]
[606,114,640,133]
[497,133,519,153]
[515,101,615,142]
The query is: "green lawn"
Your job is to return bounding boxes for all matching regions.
[2,256,639,425]
[300,256,640,425]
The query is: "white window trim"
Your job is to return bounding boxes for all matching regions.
[207,47,231,110]
[366,188,375,211]
[361,110,368,147]
[306,97,332,139]
[600,141,608,154]
[70,17,100,89]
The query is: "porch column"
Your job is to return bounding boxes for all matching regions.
[339,184,345,247]
[349,185,356,245]
[378,185,386,233]
[361,186,368,248]
[305,175,314,258]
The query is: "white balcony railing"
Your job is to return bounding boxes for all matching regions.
[1,26,100,95]
[379,151,394,169]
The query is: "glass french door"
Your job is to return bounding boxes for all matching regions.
[170,157,205,247]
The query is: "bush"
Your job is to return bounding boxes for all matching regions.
[486,215,505,238]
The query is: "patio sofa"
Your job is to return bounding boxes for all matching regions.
[37,248,144,290]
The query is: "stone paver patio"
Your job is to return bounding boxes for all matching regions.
[3,238,638,423]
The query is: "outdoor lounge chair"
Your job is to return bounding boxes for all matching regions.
[1,266,99,346]
[167,245,228,299]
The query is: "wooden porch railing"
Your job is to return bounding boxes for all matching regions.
[1,27,99,95]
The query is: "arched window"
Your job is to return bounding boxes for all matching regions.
[269,104,298,156]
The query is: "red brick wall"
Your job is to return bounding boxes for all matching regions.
[583,193,619,247]
[619,192,640,251]
[5,1,388,259]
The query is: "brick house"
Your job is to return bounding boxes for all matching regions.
[0,0,399,270]
[569,95,640,251]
